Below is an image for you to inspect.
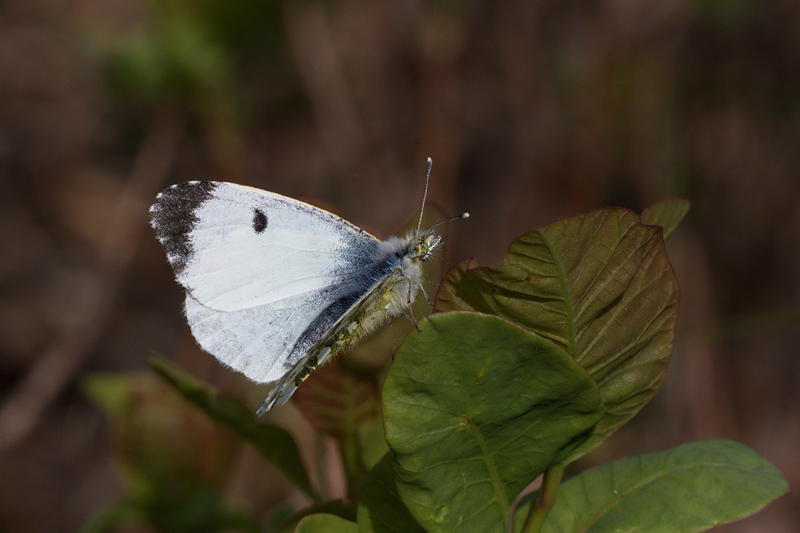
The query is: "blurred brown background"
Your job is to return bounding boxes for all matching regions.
[1,0,798,531]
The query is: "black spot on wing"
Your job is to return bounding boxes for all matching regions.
[253,208,268,233]
[149,181,218,275]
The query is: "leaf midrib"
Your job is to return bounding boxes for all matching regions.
[539,231,576,356]
[575,460,746,532]
[463,418,511,529]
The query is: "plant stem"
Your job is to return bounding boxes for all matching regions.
[341,384,364,502]
[521,462,565,533]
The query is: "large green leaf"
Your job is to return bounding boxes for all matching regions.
[383,312,604,532]
[149,356,318,500]
[641,198,691,240]
[356,453,424,533]
[514,439,789,532]
[435,208,679,461]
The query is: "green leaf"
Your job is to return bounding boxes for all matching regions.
[83,373,258,532]
[515,439,789,532]
[82,373,142,416]
[142,484,258,533]
[101,6,231,105]
[357,453,424,533]
[269,500,356,533]
[383,312,604,532]
[149,355,318,500]
[295,514,359,533]
[641,198,691,240]
[84,486,258,533]
[436,208,679,461]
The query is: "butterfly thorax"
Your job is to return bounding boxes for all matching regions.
[322,228,440,350]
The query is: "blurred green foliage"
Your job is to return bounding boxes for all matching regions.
[82,373,256,532]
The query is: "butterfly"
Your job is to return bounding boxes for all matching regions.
[149,158,467,415]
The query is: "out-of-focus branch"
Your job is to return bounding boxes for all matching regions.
[0,109,183,452]
[284,1,365,171]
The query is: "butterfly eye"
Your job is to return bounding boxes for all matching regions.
[415,241,429,256]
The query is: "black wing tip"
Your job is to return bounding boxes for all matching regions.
[151,180,216,208]
[150,181,219,275]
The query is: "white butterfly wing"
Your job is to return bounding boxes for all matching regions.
[150,181,380,311]
[149,181,382,382]
[185,292,319,382]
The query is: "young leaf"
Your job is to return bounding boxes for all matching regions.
[293,358,387,500]
[356,453,424,533]
[295,514,359,533]
[435,208,679,461]
[383,312,604,532]
[515,439,789,532]
[293,337,385,439]
[641,198,691,240]
[149,355,318,500]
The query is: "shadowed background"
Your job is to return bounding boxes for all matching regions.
[0,0,798,531]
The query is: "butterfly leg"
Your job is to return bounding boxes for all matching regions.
[422,272,438,289]
[420,284,433,306]
[402,308,421,332]
[403,279,422,331]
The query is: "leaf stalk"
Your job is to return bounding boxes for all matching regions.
[522,462,565,533]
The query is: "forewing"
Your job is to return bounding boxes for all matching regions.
[150,181,382,383]
[149,181,380,312]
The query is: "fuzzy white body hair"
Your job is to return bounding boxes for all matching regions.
[372,235,427,316]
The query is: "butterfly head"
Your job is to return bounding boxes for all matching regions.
[413,230,442,262]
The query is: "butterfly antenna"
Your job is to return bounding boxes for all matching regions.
[430,212,470,229]
[416,157,433,235]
